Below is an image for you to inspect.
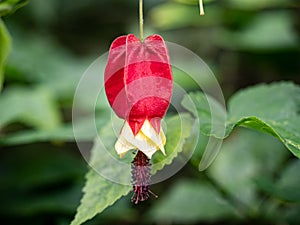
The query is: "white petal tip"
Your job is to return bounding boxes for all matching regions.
[114,120,167,159]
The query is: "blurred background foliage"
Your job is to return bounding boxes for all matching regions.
[0,0,299,224]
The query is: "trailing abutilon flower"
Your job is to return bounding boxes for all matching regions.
[104,34,173,203]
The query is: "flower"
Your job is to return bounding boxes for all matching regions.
[104,34,173,159]
[104,34,172,204]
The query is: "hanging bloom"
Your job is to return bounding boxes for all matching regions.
[104,34,173,203]
[104,34,172,158]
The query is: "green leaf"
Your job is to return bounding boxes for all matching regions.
[0,112,110,145]
[6,32,89,102]
[282,203,300,225]
[173,0,215,5]
[172,67,199,91]
[182,82,300,159]
[226,0,290,10]
[181,91,226,170]
[151,113,194,174]
[216,12,298,51]
[0,19,11,91]
[70,124,132,225]
[227,82,300,158]
[0,0,28,16]
[181,91,227,138]
[0,86,61,130]
[71,113,195,225]
[70,167,131,225]
[149,3,221,30]
[207,129,288,207]
[147,179,237,223]
[274,160,300,202]
[255,160,300,205]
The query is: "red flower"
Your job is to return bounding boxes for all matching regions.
[104,34,173,159]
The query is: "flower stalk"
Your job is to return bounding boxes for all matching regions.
[104,1,173,204]
[199,0,205,16]
[139,0,144,41]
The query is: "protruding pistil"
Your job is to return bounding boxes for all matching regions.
[131,151,158,204]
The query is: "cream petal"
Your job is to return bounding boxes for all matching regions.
[115,121,167,158]
[115,135,135,158]
[159,129,166,149]
[140,120,166,155]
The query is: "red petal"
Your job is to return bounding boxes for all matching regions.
[104,34,173,135]
[125,34,172,134]
[104,35,128,119]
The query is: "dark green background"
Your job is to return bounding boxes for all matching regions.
[0,0,299,224]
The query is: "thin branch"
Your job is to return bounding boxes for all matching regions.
[139,0,144,41]
[199,0,205,16]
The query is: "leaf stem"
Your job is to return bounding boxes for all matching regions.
[199,0,205,16]
[139,0,144,41]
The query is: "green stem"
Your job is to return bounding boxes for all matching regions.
[139,0,144,41]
